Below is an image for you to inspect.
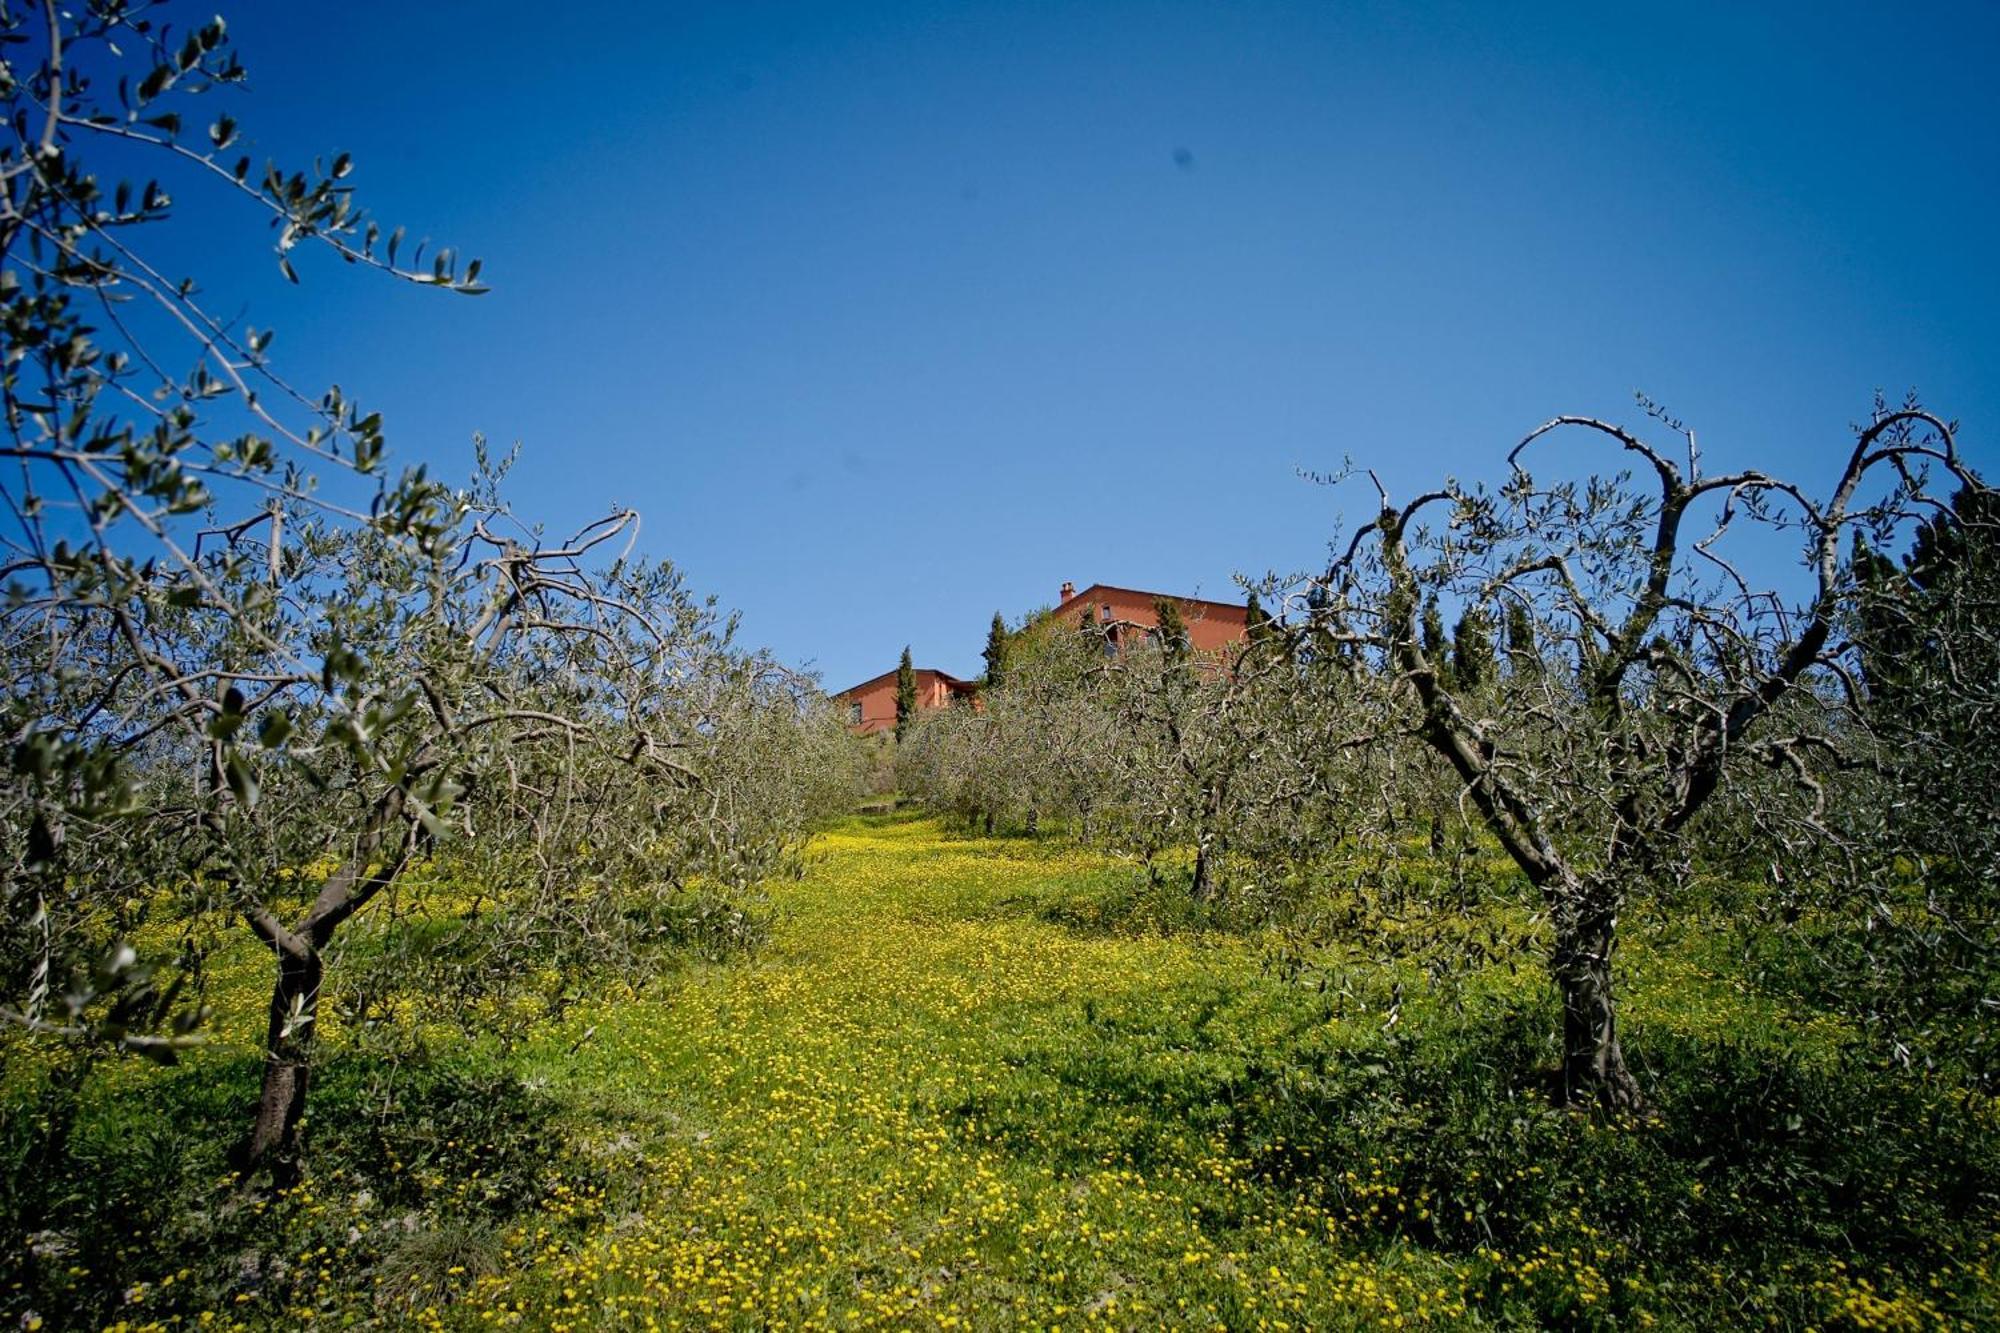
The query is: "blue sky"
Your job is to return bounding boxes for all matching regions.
[148,1,1999,688]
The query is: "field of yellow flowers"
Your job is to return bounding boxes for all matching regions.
[6,814,1997,1330]
[477,817,1478,1331]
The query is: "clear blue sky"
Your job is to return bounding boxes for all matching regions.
[154,1,1999,689]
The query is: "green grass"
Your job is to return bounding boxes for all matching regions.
[5,814,1997,1329]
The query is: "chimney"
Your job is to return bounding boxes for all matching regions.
[1059,580,1075,603]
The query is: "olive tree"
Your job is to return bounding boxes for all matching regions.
[0,2,481,1063]
[1103,632,1264,900]
[896,621,1116,837]
[27,491,817,1167]
[0,1,856,1180]
[1297,402,1973,1110]
[1832,478,2000,1080]
[899,598,1383,904]
[987,623,1121,837]
[1096,617,1386,904]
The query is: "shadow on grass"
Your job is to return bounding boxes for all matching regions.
[945,983,2000,1326]
[0,1046,597,1330]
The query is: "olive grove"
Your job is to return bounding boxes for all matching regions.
[901,401,1991,1111]
[0,0,858,1182]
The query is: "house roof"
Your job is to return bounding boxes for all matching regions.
[834,666,978,699]
[1050,582,1248,623]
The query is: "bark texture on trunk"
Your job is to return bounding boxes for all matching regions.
[240,945,323,1184]
[1191,837,1218,903]
[1551,910,1646,1114]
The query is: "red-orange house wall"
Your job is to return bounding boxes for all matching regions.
[835,586,1246,736]
[1052,584,1250,655]
[838,668,974,735]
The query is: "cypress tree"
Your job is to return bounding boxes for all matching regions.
[894,646,917,740]
[1421,596,1448,668]
[1906,482,1997,592]
[1851,534,1917,711]
[1153,597,1191,662]
[1245,591,1274,644]
[1451,605,1497,691]
[982,612,1010,690]
[1504,600,1537,676]
[1855,481,1997,713]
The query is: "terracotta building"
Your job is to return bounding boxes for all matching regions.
[837,665,978,736]
[836,581,1251,736]
[1050,581,1251,656]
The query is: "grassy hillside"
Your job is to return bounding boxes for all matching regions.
[5,815,1995,1329]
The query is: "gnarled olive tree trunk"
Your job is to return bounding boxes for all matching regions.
[1313,406,1969,1116]
[1191,835,1219,903]
[241,941,323,1184]
[232,787,414,1181]
[1550,884,1644,1112]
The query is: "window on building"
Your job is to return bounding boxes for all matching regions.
[849,701,862,725]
